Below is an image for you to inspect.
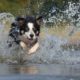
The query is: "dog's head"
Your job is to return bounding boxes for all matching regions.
[17,16,43,54]
[17,16,43,40]
[24,16,43,40]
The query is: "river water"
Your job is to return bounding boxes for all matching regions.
[0,63,80,80]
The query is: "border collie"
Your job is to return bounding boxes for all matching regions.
[9,16,43,54]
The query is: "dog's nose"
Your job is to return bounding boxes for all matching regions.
[30,34,34,38]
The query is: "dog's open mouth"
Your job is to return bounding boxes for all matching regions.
[28,38,34,41]
[27,37,38,44]
[20,36,37,45]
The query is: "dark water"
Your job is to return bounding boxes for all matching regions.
[0,75,80,80]
[0,63,80,80]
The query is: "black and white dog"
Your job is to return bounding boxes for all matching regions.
[9,16,43,54]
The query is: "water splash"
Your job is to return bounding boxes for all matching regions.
[25,1,80,64]
[24,34,80,64]
[0,24,80,64]
[0,13,14,25]
[0,11,80,64]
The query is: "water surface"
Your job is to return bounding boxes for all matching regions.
[0,63,80,76]
[0,63,80,80]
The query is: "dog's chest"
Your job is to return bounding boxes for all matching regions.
[20,39,39,54]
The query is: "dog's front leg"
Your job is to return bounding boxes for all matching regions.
[20,41,27,50]
[20,41,39,54]
[28,42,39,54]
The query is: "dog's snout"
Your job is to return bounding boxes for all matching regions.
[30,34,34,38]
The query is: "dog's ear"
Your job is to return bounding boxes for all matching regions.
[16,17,26,26]
[36,16,43,25]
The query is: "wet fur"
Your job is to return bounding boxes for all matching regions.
[10,16,42,54]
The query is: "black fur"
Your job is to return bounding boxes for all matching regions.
[8,16,42,46]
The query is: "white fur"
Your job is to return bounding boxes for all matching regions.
[20,41,27,49]
[28,42,39,54]
[20,23,39,54]
[24,22,36,39]
[28,23,33,30]
[20,41,39,54]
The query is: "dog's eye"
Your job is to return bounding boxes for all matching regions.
[26,27,29,32]
[33,28,36,32]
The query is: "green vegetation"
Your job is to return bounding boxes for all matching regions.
[0,0,79,16]
[0,0,30,16]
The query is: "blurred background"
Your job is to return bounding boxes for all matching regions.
[0,0,80,27]
[0,0,79,15]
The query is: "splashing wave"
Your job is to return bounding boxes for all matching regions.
[0,12,80,64]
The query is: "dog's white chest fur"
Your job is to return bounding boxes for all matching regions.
[20,41,39,54]
[24,22,36,40]
[28,42,39,54]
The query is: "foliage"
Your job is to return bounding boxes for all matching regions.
[0,0,79,16]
